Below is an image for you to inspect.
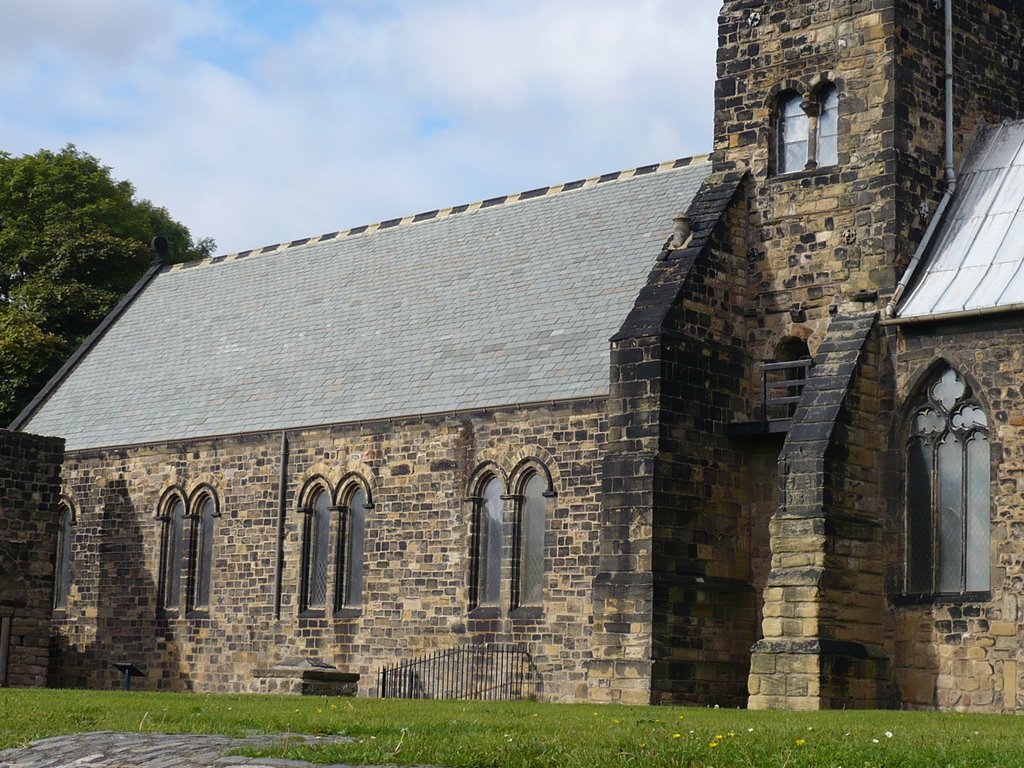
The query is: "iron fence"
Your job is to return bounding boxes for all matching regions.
[377,644,537,701]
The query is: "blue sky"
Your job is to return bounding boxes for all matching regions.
[1,1,719,255]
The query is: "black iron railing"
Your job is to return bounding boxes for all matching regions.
[760,359,812,423]
[377,644,537,701]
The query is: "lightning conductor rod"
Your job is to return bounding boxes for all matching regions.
[886,0,956,317]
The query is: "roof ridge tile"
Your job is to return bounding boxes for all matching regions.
[168,154,711,273]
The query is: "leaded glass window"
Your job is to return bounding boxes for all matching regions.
[159,497,184,611]
[472,477,503,608]
[516,473,546,607]
[302,488,331,611]
[906,366,990,595]
[53,503,74,610]
[336,486,367,610]
[778,92,808,174]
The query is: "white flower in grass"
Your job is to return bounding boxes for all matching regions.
[872,738,879,744]
[884,731,893,738]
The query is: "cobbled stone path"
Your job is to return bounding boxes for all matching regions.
[0,731,437,768]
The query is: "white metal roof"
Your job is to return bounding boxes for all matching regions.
[899,121,1024,319]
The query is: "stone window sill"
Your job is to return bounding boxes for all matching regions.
[468,606,501,620]
[769,164,840,184]
[509,606,542,620]
[891,591,991,606]
[333,607,362,620]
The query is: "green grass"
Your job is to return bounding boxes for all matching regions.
[1,689,1022,767]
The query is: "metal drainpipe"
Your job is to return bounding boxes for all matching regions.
[273,431,289,620]
[886,0,956,317]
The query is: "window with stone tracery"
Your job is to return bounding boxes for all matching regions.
[905,365,990,595]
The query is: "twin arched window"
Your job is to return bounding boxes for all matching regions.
[53,501,75,611]
[906,365,990,595]
[157,489,219,614]
[469,463,552,611]
[776,84,839,174]
[298,477,370,614]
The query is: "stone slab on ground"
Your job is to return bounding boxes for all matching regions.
[0,731,442,768]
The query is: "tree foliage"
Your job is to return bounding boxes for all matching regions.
[0,145,214,425]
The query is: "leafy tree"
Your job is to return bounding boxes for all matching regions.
[0,145,214,424]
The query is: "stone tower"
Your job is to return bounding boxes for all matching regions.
[715,0,1024,360]
[710,0,1024,708]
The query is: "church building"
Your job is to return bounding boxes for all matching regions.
[6,0,1024,711]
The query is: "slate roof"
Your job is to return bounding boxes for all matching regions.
[21,157,711,451]
[899,120,1024,319]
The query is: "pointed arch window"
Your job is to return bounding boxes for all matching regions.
[187,492,218,612]
[470,476,504,609]
[335,482,368,611]
[158,495,185,612]
[53,502,75,611]
[906,366,990,595]
[300,486,331,612]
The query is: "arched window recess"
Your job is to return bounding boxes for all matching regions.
[297,477,333,614]
[508,459,556,613]
[774,81,839,175]
[156,487,187,614]
[905,364,991,597]
[185,486,220,614]
[53,498,77,611]
[465,463,507,613]
[333,474,372,614]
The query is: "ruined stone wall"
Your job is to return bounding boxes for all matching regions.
[51,401,605,701]
[891,319,1024,711]
[0,430,64,688]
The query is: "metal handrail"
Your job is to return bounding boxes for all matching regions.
[760,359,812,424]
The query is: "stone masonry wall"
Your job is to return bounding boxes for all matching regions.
[716,0,901,373]
[592,172,757,706]
[715,0,1024,391]
[891,319,1024,711]
[749,313,895,709]
[51,401,604,701]
[0,429,64,688]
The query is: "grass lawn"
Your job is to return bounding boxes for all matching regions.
[0,689,1022,767]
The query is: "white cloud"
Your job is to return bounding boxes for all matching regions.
[0,0,718,255]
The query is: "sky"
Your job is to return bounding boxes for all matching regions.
[1,1,720,256]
